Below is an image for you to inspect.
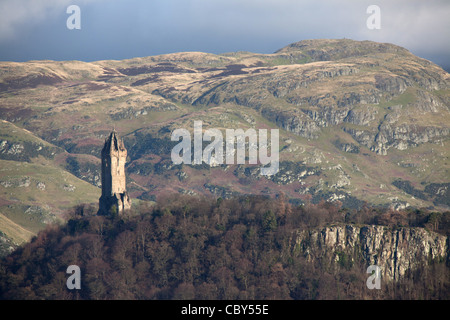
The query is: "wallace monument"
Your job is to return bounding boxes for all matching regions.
[98,130,131,215]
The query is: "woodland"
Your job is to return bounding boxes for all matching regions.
[0,194,448,300]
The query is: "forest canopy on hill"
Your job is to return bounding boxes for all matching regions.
[0,194,449,300]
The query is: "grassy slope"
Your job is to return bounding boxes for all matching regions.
[0,120,101,249]
[0,212,35,244]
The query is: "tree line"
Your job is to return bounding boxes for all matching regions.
[0,194,448,300]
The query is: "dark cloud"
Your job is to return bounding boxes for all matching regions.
[0,0,449,70]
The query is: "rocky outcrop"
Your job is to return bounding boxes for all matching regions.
[0,231,17,258]
[265,111,321,139]
[344,124,450,155]
[334,140,360,153]
[0,140,59,162]
[293,224,448,281]
[179,40,450,153]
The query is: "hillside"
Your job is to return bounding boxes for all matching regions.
[0,195,448,300]
[0,39,449,254]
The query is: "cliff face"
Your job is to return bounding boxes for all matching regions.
[293,225,448,281]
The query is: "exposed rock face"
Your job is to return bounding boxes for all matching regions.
[0,231,16,257]
[344,124,450,155]
[174,40,450,153]
[334,140,360,153]
[262,109,322,139]
[0,139,58,162]
[293,224,448,281]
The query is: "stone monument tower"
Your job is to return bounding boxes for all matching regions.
[98,129,131,215]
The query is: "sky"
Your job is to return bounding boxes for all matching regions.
[0,0,449,70]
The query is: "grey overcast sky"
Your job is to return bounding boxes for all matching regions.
[0,0,449,70]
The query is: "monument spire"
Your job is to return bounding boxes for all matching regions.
[98,129,131,215]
